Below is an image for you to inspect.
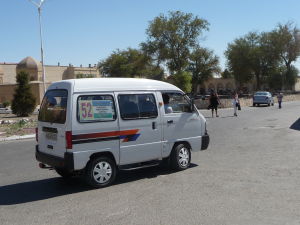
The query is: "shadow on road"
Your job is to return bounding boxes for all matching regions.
[290,118,300,131]
[0,177,89,205]
[250,105,270,108]
[220,115,235,118]
[0,163,198,205]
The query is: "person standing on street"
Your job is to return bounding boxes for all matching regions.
[209,91,220,117]
[232,92,239,116]
[277,92,283,109]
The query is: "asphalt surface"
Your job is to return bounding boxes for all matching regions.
[0,101,300,225]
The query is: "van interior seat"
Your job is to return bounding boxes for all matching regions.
[139,100,156,117]
[122,101,139,119]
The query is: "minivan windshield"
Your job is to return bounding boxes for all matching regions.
[38,89,68,124]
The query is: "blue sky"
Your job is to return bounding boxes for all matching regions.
[1,0,300,70]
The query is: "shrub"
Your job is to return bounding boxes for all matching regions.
[3,101,10,108]
[11,71,36,117]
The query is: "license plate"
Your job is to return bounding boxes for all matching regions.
[46,132,57,141]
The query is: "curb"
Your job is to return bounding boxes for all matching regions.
[0,134,35,142]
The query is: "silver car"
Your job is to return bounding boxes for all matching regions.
[253,91,274,106]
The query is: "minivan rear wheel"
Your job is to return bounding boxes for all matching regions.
[170,143,191,171]
[85,156,116,188]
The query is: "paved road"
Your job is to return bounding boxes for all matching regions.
[1,101,300,225]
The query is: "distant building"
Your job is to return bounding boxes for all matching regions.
[198,77,300,95]
[0,56,100,103]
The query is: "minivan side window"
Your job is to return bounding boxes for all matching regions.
[162,92,191,114]
[118,94,158,120]
[77,95,116,122]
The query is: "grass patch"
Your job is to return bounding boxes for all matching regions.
[1,120,37,136]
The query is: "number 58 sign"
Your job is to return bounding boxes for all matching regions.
[79,101,94,120]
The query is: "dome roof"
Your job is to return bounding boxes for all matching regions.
[17,56,41,70]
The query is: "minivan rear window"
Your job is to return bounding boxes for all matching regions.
[38,90,68,124]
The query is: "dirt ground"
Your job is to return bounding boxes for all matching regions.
[0,113,37,137]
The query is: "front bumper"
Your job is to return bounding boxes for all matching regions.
[35,145,74,171]
[253,101,269,104]
[201,134,210,150]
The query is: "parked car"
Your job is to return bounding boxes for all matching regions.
[253,91,274,106]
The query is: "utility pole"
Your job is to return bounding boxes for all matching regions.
[28,0,47,93]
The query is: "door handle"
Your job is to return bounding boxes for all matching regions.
[152,122,157,129]
[167,120,173,124]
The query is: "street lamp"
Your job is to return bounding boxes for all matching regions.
[28,0,47,93]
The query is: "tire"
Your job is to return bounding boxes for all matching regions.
[55,167,73,179]
[268,103,270,106]
[170,143,191,171]
[253,103,255,107]
[85,156,116,188]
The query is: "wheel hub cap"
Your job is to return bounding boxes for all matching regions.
[179,147,189,167]
[93,162,112,184]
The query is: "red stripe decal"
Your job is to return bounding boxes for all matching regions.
[73,129,139,140]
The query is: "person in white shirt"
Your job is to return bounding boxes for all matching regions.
[162,93,173,114]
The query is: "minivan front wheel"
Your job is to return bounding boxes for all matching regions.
[171,143,191,171]
[85,157,116,188]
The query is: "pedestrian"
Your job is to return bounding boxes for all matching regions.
[232,92,239,116]
[277,92,283,109]
[208,91,220,117]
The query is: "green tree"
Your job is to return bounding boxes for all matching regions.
[270,22,300,89]
[225,32,279,90]
[221,69,233,79]
[11,71,36,117]
[285,65,298,88]
[189,47,221,92]
[168,71,192,93]
[225,36,253,87]
[142,11,209,74]
[98,48,164,79]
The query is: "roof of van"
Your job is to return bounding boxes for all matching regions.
[50,78,182,92]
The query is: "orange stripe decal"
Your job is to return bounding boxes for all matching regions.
[73,129,139,140]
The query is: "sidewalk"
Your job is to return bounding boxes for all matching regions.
[0,134,35,142]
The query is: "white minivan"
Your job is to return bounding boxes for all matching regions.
[36,78,209,187]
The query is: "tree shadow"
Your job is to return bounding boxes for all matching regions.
[0,163,198,205]
[290,118,300,131]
